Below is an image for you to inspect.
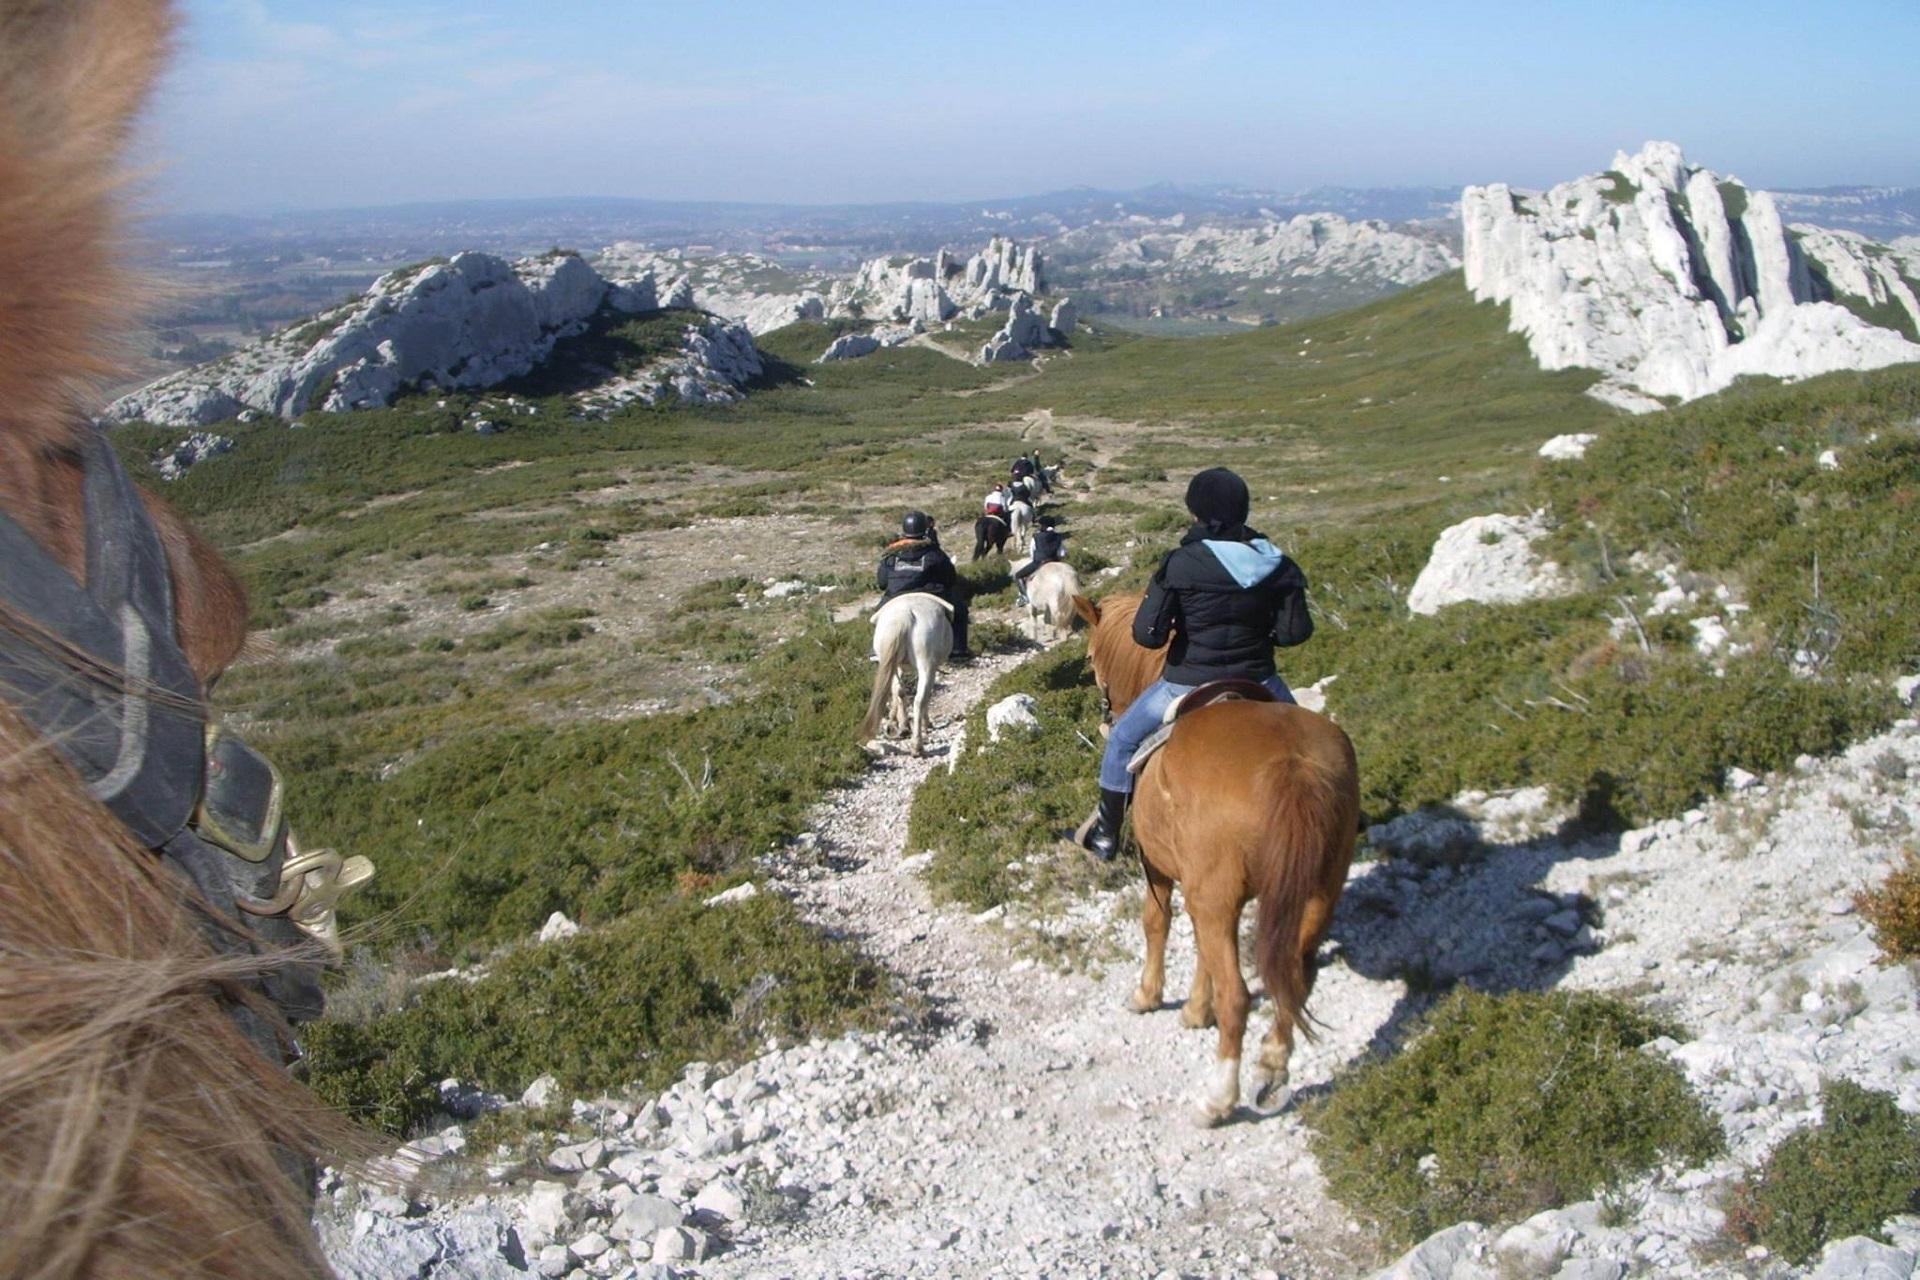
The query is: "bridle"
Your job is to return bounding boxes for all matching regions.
[0,425,371,1053]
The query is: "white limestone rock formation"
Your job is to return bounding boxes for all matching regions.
[1048,297,1078,337]
[979,294,1050,363]
[1462,142,1920,407]
[106,251,764,426]
[574,318,763,417]
[150,431,234,480]
[816,324,919,363]
[1406,512,1574,615]
[837,237,1044,324]
[1048,212,1458,293]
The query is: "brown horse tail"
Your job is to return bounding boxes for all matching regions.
[1251,737,1359,1043]
[859,612,908,740]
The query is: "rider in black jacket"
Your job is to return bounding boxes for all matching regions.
[1013,515,1068,603]
[877,510,973,659]
[1078,468,1311,859]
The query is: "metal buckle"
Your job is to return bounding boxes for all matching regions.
[192,721,286,863]
[235,833,374,956]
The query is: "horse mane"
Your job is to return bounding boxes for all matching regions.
[0,700,368,1280]
[1083,591,1167,714]
[0,5,371,1275]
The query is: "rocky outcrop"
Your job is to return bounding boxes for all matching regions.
[106,251,764,425]
[574,319,762,417]
[1462,142,1920,407]
[979,294,1051,363]
[1048,298,1078,337]
[1406,512,1574,615]
[1791,226,1920,336]
[815,324,917,363]
[150,431,234,480]
[1050,212,1458,289]
[837,237,1045,325]
[1537,432,1597,461]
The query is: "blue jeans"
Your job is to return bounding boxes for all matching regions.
[1098,675,1295,793]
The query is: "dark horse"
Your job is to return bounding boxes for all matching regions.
[973,513,1011,560]
[1,3,371,1275]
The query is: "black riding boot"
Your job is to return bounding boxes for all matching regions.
[1076,787,1131,861]
[950,597,973,660]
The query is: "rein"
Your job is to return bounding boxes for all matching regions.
[0,427,370,1042]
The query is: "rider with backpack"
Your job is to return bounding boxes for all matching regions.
[1013,515,1068,604]
[877,510,974,661]
[1078,468,1311,860]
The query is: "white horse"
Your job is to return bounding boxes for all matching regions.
[1008,499,1035,554]
[1025,561,1083,641]
[861,594,953,755]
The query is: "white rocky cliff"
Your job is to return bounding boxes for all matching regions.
[1055,211,1457,290]
[106,252,762,426]
[1462,141,1920,409]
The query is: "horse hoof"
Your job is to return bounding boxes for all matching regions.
[1250,1070,1294,1113]
[1126,988,1159,1015]
[1179,1006,1216,1031]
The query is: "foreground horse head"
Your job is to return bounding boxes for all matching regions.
[1,3,367,1274]
[1074,592,1360,1125]
[861,594,953,755]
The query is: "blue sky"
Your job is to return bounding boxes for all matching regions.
[142,0,1920,213]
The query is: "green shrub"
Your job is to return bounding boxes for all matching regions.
[1307,990,1723,1248]
[909,641,1131,909]
[1727,1079,1920,1263]
[303,895,892,1135]
[1856,848,1920,960]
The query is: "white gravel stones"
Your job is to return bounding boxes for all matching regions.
[522,1074,560,1107]
[1405,512,1573,615]
[985,693,1042,742]
[702,882,761,907]
[1538,432,1597,461]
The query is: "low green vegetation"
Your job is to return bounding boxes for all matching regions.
[1601,170,1638,205]
[1307,990,1723,1249]
[909,640,1131,910]
[303,896,892,1135]
[1727,1079,1920,1263]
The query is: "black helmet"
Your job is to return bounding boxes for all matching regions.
[1037,514,1058,529]
[1185,467,1250,527]
[901,510,931,537]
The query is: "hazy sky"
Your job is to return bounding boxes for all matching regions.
[141,0,1920,214]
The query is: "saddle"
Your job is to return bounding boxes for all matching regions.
[1126,679,1281,775]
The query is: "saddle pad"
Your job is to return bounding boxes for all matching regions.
[1126,721,1177,775]
[1161,677,1280,724]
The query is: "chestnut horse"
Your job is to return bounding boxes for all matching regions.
[2,3,366,1276]
[1072,591,1358,1124]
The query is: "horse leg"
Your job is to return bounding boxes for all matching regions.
[910,658,932,756]
[1127,864,1176,1014]
[888,669,906,739]
[1179,910,1216,1029]
[1190,896,1250,1126]
[1252,892,1337,1110]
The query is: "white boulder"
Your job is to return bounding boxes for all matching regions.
[980,294,1051,363]
[1048,297,1078,337]
[986,694,1042,742]
[1406,513,1574,615]
[1537,432,1597,461]
[537,911,579,943]
[150,431,234,480]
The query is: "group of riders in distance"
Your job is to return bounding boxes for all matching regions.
[872,457,1311,861]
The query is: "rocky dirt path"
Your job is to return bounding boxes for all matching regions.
[699,635,1387,1279]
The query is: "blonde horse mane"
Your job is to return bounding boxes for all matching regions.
[1,4,371,1275]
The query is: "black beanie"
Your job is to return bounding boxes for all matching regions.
[1185,467,1250,526]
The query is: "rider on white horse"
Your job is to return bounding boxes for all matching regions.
[1013,514,1068,604]
[1079,468,1313,860]
[877,510,973,660]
